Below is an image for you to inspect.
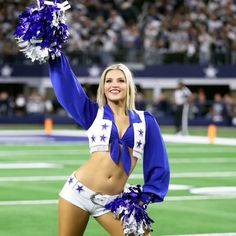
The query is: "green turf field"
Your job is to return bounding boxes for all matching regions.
[0,124,235,138]
[0,141,236,236]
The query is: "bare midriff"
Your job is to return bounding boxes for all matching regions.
[75,148,137,195]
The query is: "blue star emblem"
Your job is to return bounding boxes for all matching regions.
[91,134,96,142]
[76,185,83,192]
[100,134,106,142]
[68,177,73,185]
[138,129,144,136]
[102,123,109,130]
[136,140,142,148]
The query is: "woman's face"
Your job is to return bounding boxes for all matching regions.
[104,69,127,104]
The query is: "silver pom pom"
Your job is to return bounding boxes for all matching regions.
[14,0,71,63]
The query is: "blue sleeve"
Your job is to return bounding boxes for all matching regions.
[141,112,170,203]
[49,53,98,129]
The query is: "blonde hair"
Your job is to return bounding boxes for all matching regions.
[97,63,136,110]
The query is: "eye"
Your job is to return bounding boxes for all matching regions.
[105,78,112,83]
[118,78,126,83]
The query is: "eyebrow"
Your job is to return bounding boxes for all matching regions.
[105,77,126,80]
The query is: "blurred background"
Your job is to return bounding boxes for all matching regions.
[0,1,236,236]
[0,0,236,131]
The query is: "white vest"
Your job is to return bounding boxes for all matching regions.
[87,108,146,159]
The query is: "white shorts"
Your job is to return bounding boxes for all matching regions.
[59,173,119,217]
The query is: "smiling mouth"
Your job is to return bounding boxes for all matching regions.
[109,90,120,94]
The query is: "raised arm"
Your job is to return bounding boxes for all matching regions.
[141,112,170,203]
[49,53,98,129]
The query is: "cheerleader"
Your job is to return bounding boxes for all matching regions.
[14,1,170,235]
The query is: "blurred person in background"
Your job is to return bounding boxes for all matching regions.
[191,88,208,118]
[231,104,236,126]
[208,93,227,123]
[230,41,236,64]
[223,93,234,126]
[198,24,213,65]
[0,91,10,116]
[153,90,172,119]
[135,91,147,111]
[121,22,141,62]
[174,81,192,135]
[14,93,26,116]
[26,91,44,114]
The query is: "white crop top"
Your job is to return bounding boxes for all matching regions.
[87,107,146,159]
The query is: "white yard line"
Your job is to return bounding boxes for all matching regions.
[0,130,88,137]
[0,130,236,146]
[0,163,62,169]
[0,175,190,190]
[164,233,236,236]
[34,158,236,165]
[1,158,236,166]
[0,200,57,206]
[170,172,236,178]
[1,143,87,147]
[1,194,236,206]
[163,134,236,146]
[0,176,67,181]
[0,149,235,156]
[165,195,236,201]
[0,150,89,156]
[167,149,236,153]
[190,186,236,195]
[169,158,236,163]
[1,172,236,182]
[131,172,236,178]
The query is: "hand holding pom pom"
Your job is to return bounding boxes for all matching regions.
[14,0,71,63]
[105,185,154,236]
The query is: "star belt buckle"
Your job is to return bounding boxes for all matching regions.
[90,192,106,206]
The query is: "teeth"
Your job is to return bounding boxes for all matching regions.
[110,90,119,93]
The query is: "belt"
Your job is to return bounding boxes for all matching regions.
[90,192,118,206]
[70,173,119,206]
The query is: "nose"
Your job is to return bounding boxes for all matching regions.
[111,80,119,87]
